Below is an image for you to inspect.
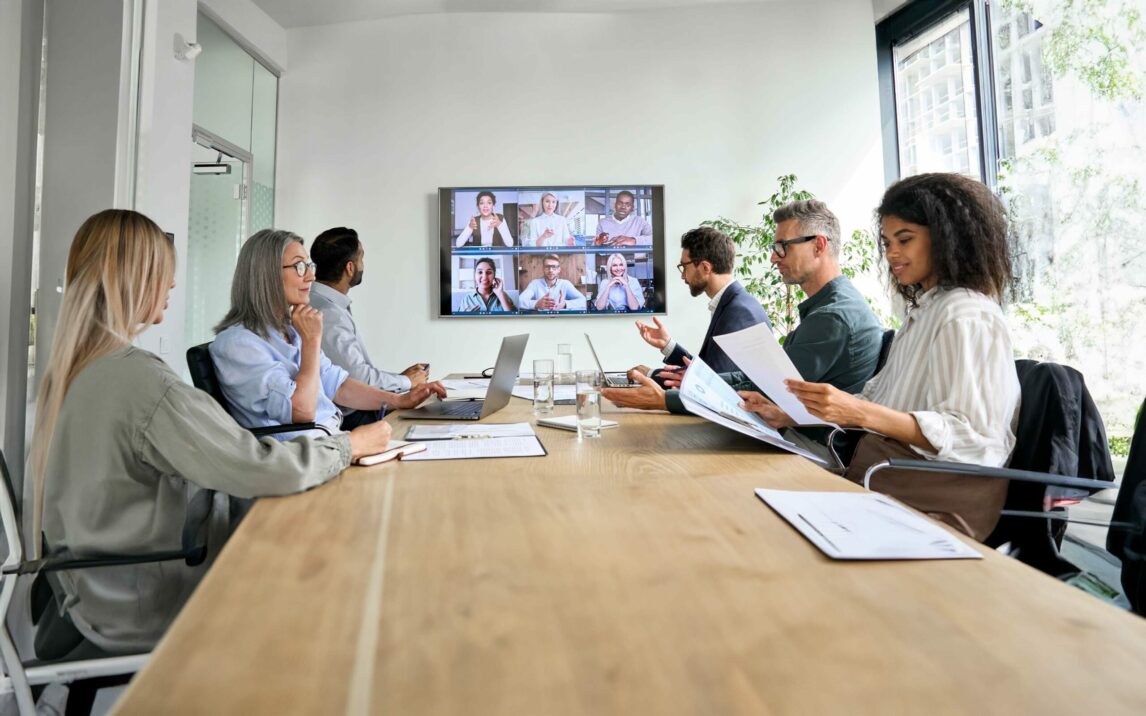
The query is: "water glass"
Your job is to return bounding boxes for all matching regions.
[556,343,573,381]
[533,359,555,415]
[576,369,603,439]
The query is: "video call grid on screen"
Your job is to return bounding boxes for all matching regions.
[438,185,667,317]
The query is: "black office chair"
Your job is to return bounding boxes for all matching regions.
[186,342,327,438]
[0,448,207,715]
[874,328,895,375]
[862,361,1135,582]
[1108,398,1146,615]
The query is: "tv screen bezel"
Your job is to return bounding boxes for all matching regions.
[437,184,667,318]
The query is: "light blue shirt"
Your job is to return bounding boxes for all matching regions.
[596,275,645,311]
[518,278,587,310]
[458,292,513,312]
[211,324,349,440]
[309,282,411,393]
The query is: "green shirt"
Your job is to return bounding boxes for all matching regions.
[665,275,883,414]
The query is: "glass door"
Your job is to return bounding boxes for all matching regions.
[185,129,251,350]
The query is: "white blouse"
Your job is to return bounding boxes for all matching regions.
[860,287,1020,466]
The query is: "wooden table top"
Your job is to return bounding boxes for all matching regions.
[114,397,1146,714]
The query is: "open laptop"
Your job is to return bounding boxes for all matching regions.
[402,333,529,420]
[584,333,640,388]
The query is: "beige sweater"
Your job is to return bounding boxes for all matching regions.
[38,346,351,653]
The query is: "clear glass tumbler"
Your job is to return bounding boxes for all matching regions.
[556,343,573,382]
[533,359,555,415]
[576,369,603,438]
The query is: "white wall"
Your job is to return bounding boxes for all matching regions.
[277,0,888,376]
[872,0,911,23]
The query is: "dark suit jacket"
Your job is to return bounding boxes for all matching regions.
[663,281,771,374]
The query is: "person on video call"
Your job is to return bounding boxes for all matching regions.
[459,257,517,312]
[454,190,515,247]
[528,192,575,247]
[519,254,587,311]
[593,253,645,311]
[594,190,653,247]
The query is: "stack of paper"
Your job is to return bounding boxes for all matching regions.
[676,356,827,464]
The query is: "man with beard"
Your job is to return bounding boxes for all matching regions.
[311,227,428,428]
[594,190,653,246]
[626,226,769,383]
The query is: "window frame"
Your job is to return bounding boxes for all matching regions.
[876,0,1000,190]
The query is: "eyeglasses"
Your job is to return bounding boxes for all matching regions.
[770,235,818,258]
[282,260,317,277]
[676,260,695,275]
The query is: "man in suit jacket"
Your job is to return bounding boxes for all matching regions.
[626,226,770,382]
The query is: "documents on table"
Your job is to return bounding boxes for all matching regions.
[713,324,837,428]
[511,385,577,402]
[440,378,491,401]
[400,435,546,461]
[404,422,535,440]
[756,489,982,560]
[678,356,828,465]
[536,414,618,431]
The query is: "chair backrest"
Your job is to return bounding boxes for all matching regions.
[987,359,1116,573]
[0,449,24,568]
[1109,397,1146,615]
[186,342,230,410]
[874,329,895,376]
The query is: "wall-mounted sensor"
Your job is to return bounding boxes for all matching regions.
[174,33,202,62]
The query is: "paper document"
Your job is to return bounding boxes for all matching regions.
[512,385,577,402]
[678,356,827,465]
[713,324,836,428]
[440,378,491,401]
[401,435,546,461]
[755,489,982,560]
[404,422,535,440]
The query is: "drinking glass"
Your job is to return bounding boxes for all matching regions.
[576,369,603,438]
[533,359,555,415]
[556,343,573,382]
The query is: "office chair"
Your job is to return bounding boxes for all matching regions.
[1108,398,1146,615]
[186,343,329,438]
[861,362,1141,588]
[0,449,207,715]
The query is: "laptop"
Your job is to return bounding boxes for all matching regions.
[584,333,640,388]
[402,334,529,420]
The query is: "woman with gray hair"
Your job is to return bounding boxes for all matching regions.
[211,229,445,438]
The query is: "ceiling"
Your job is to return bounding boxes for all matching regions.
[250,0,786,29]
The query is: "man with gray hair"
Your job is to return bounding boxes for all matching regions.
[606,199,883,419]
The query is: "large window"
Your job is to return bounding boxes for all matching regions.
[878,0,1146,446]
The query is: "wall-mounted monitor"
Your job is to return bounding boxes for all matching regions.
[438,185,666,317]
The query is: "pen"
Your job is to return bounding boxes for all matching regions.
[452,433,492,440]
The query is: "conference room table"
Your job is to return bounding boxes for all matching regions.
[113,392,1146,714]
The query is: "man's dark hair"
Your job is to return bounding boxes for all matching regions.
[311,227,361,282]
[616,190,635,203]
[680,226,735,274]
[876,172,1012,303]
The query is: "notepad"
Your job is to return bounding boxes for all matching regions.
[756,489,982,560]
[400,435,547,461]
[404,422,535,440]
[354,440,427,466]
[536,414,618,432]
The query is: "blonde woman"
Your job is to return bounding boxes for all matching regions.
[527,192,574,247]
[593,253,644,311]
[28,209,392,655]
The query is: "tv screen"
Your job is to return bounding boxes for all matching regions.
[438,185,666,317]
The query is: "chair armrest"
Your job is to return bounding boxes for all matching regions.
[6,545,207,577]
[249,422,331,438]
[864,458,1118,492]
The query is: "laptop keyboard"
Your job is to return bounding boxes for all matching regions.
[438,401,483,417]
